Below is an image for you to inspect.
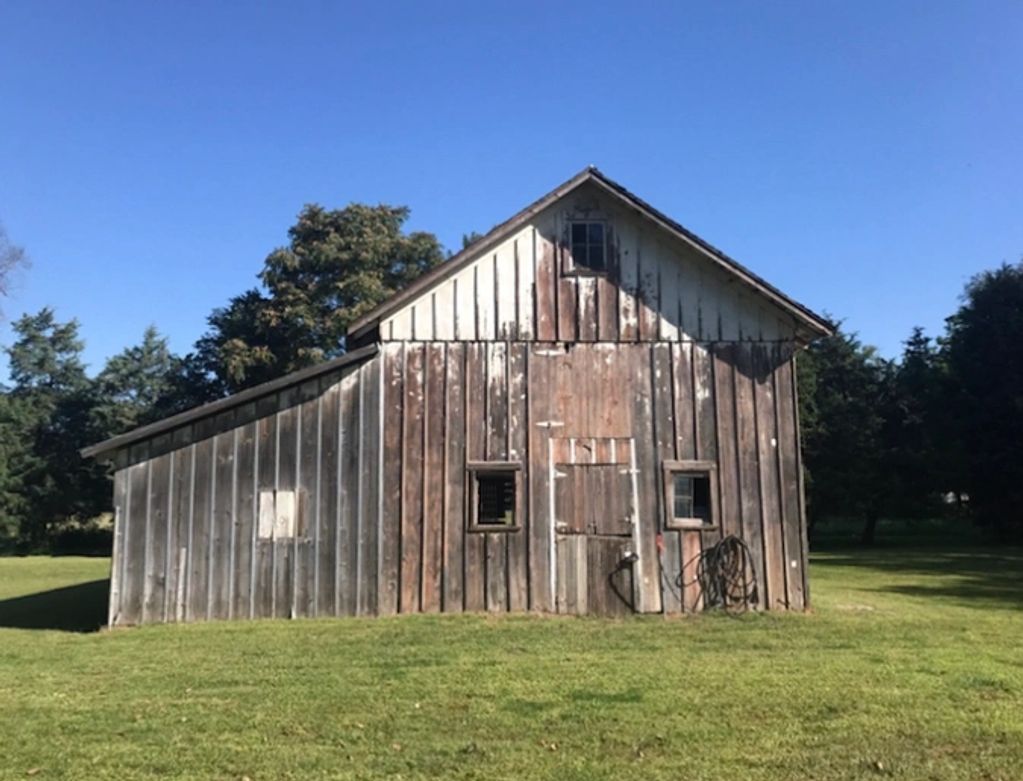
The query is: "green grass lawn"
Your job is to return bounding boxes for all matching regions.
[1,546,1021,780]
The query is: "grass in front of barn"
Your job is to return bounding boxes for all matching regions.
[1,546,1021,781]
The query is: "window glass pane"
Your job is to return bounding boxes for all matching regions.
[569,222,607,271]
[571,239,587,265]
[477,472,516,526]
[673,474,694,518]
[692,476,711,522]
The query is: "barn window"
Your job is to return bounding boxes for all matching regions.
[258,489,297,539]
[467,462,521,532]
[569,221,607,273]
[662,460,718,530]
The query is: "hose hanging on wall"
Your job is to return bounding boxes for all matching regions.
[659,534,760,614]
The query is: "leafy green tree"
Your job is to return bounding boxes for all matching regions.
[195,203,444,392]
[799,326,891,543]
[943,261,1023,541]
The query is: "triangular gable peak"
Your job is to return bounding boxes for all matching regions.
[349,169,831,345]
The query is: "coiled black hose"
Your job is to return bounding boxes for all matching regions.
[661,534,760,614]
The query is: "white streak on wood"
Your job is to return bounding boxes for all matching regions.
[433,282,454,340]
[495,243,517,339]
[476,255,495,340]
[515,230,535,339]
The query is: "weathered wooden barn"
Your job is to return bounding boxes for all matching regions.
[83,167,832,626]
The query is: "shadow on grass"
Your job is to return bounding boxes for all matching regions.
[818,550,1023,610]
[0,579,109,632]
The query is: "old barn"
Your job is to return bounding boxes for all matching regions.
[83,167,832,626]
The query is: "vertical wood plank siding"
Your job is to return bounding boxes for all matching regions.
[380,186,802,347]
[108,340,807,625]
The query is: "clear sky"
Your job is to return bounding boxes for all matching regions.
[1,1,1020,374]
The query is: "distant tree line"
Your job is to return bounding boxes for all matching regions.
[0,208,1020,551]
[800,262,1023,543]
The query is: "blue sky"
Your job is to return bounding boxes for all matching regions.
[1,1,1020,374]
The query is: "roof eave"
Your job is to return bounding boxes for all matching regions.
[80,343,379,462]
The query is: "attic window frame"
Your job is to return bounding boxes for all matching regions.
[466,461,522,533]
[662,460,719,531]
[564,220,609,276]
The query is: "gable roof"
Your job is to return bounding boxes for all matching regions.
[348,166,834,341]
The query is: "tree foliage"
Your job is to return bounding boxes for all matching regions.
[0,221,29,313]
[942,261,1023,540]
[194,204,444,393]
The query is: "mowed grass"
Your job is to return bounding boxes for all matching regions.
[0,547,1021,780]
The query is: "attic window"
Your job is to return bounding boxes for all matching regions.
[467,462,521,532]
[569,221,607,273]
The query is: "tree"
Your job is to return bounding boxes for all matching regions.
[3,309,103,546]
[943,261,1023,541]
[92,326,182,438]
[799,326,891,543]
[195,203,445,393]
[0,221,29,315]
[882,328,947,520]
[460,231,485,251]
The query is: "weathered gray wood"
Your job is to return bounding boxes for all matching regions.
[275,399,298,619]
[650,343,678,613]
[121,457,149,625]
[557,243,578,342]
[210,427,235,620]
[108,469,127,625]
[400,343,424,613]
[693,342,722,556]
[485,342,509,613]
[316,382,339,615]
[253,414,275,619]
[714,345,741,542]
[378,345,403,615]
[421,344,445,612]
[660,529,683,614]
[463,343,486,611]
[790,351,812,609]
[143,451,171,623]
[188,437,213,621]
[506,343,529,612]
[296,389,319,617]
[631,345,661,613]
[535,231,557,342]
[556,535,587,615]
[733,344,766,607]
[773,348,802,610]
[338,369,361,616]
[358,358,382,615]
[527,347,554,611]
[753,345,785,610]
[587,536,632,616]
[442,344,466,611]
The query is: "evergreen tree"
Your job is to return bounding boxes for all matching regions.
[943,261,1023,540]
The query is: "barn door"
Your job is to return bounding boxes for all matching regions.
[553,441,638,616]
